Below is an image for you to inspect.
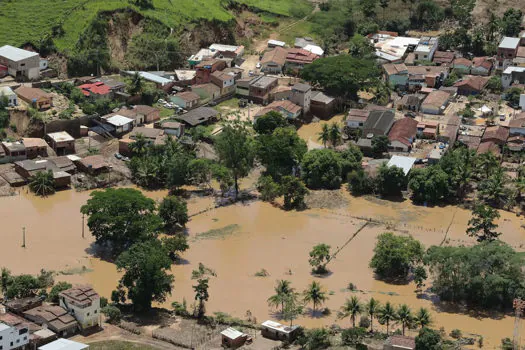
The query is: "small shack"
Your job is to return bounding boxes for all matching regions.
[76,155,110,175]
[46,132,75,155]
[261,320,299,341]
[221,327,248,348]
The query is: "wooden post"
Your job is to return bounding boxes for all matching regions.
[22,227,26,248]
[82,214,85,239]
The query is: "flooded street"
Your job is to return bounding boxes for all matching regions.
[1,186,524,347]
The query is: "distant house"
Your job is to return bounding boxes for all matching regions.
[78,82,112,99]
[188,48,218,67]
[362,109,395,137]
[268,39,286,48]
[295,37,317,49]
[76,155,110,175]
[103,115,134,136]
[22,138,48,158]
[195,59,227,84]
[192,83,221,104]
[507,135,525,151]
[270,85,292,101]
[177,107,218,127]
[388,117,418,152]
[236,77,254,98]
[261,320,299,341]
[417,121,439,139]
[59,286,100,331]
[452,57,472,74]
[0,321,30,350]
[454,76,489,95]
[0,86,17,106]
[221,327,248,349]
[256,100,302,120]
[477,141,501,155]
[303,44,324,56]
[310,91,335,119]
[261,47,287,74]
[285,48,319,70]
[209,43,245,59]
[346,109,370,129]
[515,46,525,67]
[406,66,448,90]
[497,37,520,70]
[134,105,160,124]
[38,338,89,350]
[170,91,200,110]
[509,114,525,135]
[45,132,75,155]
[23,305,78,337]
[384,335,415,350]
[14,159,71,187]
[397,94,423,112]
[119,127,165,155]
[432,51,455,65]
[249,76,278,104]
[383,63,409,88]
[387,155,417,176]
[0,45,40,80]
[482,125,509,146]
[413,37,438,61]
[156,121,184,138]
[458,134,482,150]
[501,66,525,89]
[290,83,312,114]
[174,70,197,86]
[1,141,27,163]
[420,90,451,114]
[15,86,53,110]
[471,57,493,76]
[210,70,236,95]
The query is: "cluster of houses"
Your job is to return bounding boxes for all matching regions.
[0,285,98,350]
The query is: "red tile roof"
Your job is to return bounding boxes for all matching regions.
[388,117,418,147]
[453,57,473,67]
[261,47,287,66]
[79,82,111,97]
[472,57,493,70]
[482,125,509,143]
[454,76,490,92]
[433,51,455,64]
[286,48,319,64]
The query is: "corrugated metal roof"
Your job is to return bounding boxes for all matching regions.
[38,338,89,350]
[0,45,39,61]
[106,114,134,127]
[221,327,244,339]
[499,37,520,49]
[387,155,417,176]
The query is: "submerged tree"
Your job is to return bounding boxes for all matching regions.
[267,280,295,314]
[466,203,501,242]
[339,296,362,328]
[308,244,331,274]
[303,281,328,314]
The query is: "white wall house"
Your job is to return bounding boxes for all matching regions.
[0,86,17,106]
[59,286,100,331]
[502,66,525,89]
[413,37,438,61]
[0,322,30,350]
[0,45,40,80]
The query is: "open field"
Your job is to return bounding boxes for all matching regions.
[0,0,313,52]
[89,341,161,350]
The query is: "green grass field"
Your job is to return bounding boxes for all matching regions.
[0,0,312,52]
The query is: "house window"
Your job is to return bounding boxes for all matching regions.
[87,312,90,316]
[94,310,97,314]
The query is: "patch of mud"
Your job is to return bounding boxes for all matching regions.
[306,189,349,209]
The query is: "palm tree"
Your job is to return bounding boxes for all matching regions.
[366,298,381,332]
[127,71,144,95]
[476,152,498,180]
[318,124,330,148]
[267,280,294,314]
[414,307,431,329]
[29,170,55,197]
[329,122,341,148]
[397,304,413,336]
[303,281,328,314]
[378,301,397,335]
[514,175,525,202]
[129,133,149,155]
[339,296,362,328]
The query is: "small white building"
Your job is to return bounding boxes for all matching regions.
[38,338,89,350]
[0,45,40,80]
[59,286,100,331]
[520,94,525,110]
[261,320,299,341]
[268,39,286,48]
[413,37,438,61]
[104,114,135,135]
[303,44,324,56]
[0,86,17,106]
[502,66,525,89]
[387,155,417,176]
[0,322,30,350]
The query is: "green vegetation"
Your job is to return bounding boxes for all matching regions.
[301,149,344,190]
[415,327,443,350]
[158,196,188,229]
[47,281,72,303]
[0,269,54,299]
[0,0,312,53]
[267,280,296,314]
[308,244,331,274]
[303,281,328,313]
[116,239,174,311]
[370,232,425,280]
[101,305,122,324]
[29,170,56,197]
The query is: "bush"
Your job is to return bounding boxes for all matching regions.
[342,327,366,346]
[100,296,108,308]
[102,305,121,324]
[348,169,374,196]
[47,281,72,303]
[450,329,462,339]
[9,123,17,132]
[297,328,331,350]
[370,232,425,280]
[359,315,370,329]
[301,149,343,189]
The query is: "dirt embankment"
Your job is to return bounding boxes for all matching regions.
[106,11,145,68]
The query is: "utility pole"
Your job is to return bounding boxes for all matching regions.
[513,298,525,350]
[82,214,85,239]
[22,227,26,248]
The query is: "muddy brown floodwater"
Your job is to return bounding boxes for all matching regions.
[1,187,525,348]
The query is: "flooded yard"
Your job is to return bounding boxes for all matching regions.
[1,187,524,347]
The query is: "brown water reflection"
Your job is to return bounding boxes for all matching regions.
[1,188,523,347]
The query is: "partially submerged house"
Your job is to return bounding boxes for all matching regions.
[290,83,312,114]
[384,335,416,350]
[1,141,27,163]
[310,92,335,119]
[256,100,302,120]
[45,132,75,155]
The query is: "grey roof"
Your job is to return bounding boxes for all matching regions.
[295,37,316,48]
[0,45,39,61]
[311,91,334,104]
[15,159,47,172]
[250,76,277,89]
[292,83,311,93]
[2,141,26,152]
[499,37,520,50]
[387,155,417,176]
[363,109,395,135]
[177,107,218,126]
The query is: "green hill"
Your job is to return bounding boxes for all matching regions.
[0,0,312,52]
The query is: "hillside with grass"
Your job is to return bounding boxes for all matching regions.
[0,0,313,52]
